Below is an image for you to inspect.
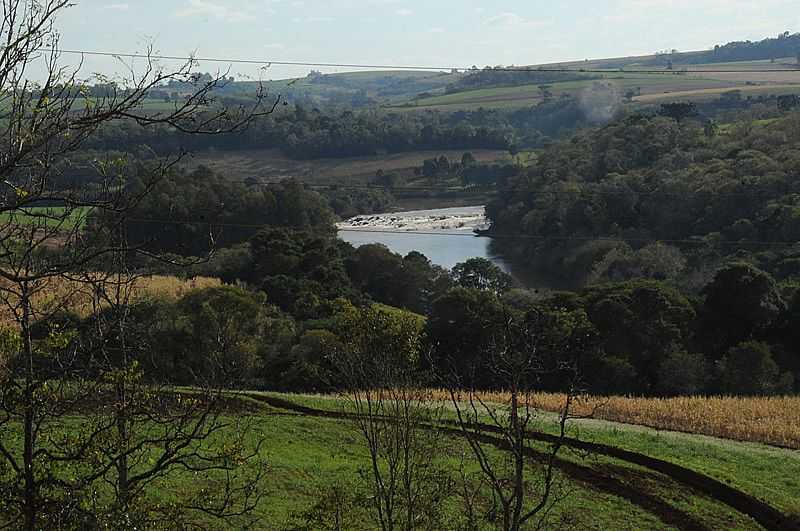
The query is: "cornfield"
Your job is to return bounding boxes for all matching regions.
[431,390,800,449]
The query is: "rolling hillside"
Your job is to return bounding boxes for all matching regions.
[215,392,800,529]
[402,59,800,111]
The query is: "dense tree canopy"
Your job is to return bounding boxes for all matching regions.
[487,111,800,288]
[89,167,335,256]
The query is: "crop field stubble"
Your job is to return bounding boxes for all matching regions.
[429,390,800,449]
[184,148,511,183]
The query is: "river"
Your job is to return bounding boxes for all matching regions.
[337,205,516,273]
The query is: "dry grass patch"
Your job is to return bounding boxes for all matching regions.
[0,275,221,325]
[432,390,800,449]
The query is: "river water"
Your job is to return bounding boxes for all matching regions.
[337,205,515,272]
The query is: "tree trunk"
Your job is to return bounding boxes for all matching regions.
[21,284,36,531]
[115,280,131,511]
[510,383,524,531]
[116,380,129,510]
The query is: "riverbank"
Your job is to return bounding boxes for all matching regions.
[336,205,488,233]
[336,205,515,271]
[336,205,548,286]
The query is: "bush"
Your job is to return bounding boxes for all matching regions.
[592,356,638,395]
[657,351,707,396]
[718,341,794,395]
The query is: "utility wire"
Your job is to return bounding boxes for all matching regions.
[232,180,800,199]
[121,216,800,248]
[43,48,800,75]
[9,203,798,245]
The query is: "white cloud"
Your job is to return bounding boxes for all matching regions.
[105,3,129,10]
[176,0,254,22]
[396,8,413,16]
[485,12,548,30]
[294,15,334,23]
[627,0,790,13]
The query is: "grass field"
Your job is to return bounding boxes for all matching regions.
[184,147,512,211]
[0,206,92,229]
[200,392,800,528]
[1,389,796,528]
[7,391,796,529]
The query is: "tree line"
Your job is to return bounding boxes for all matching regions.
[487,109,800,288]
[81,203,798,397]
[651,31,800,66]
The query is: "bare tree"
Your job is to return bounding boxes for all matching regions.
[333,305,451,531]
[0,1,278,528]
[66,246,266,527]
[441,308,586,531]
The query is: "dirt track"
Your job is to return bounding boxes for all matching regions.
[251,393,798,531]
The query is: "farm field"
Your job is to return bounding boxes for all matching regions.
[633,84,800,103]
[672,58,800,84]
[396,60,800,111]
[185,147,511,184]
[429,391,800,449]
[184,148,511,210]
[254,69,462,104]
[118,59,800,114]
[402,74,740,111]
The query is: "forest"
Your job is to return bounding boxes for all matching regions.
[20,91,797,401]
[72,104,800,398]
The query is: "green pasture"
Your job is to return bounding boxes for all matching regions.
[0,206,92,229]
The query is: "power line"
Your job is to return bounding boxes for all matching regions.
[44,48,800,75]
[8,206,798,246]
[122,216,800,248]
[235,180,800,199]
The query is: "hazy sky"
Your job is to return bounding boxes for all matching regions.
[52,0,800,80]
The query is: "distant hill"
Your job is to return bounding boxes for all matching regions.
[443,68,599,94]
[147,32,800,113]
[229,70,463,108]
[650,32,800,66]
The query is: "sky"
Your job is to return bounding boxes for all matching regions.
[48,0,800,81]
